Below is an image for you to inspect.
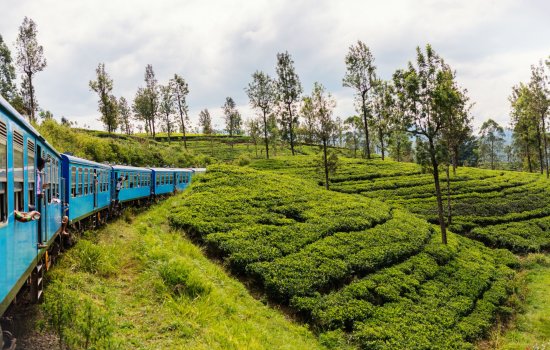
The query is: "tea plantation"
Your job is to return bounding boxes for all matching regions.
[250,156,550,253]
[170,165,518,349]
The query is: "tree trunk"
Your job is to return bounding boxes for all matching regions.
[396,138,401,162]
[288,103,295,156]
[323,139,329,190]
[446,164,452,226]
[429,138,447,244]
[28,72,36,123]
[536,123,544,174]
[379,127,385,160]
[452,146,459,175]
[527,142,533,173]
[353,135,357,158]
[182,123,187,149]
[491,140,495,170]
[263,110,269,159]
[541,113,549,178]
[361,92,371,159]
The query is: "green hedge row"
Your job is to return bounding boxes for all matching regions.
[169,165,517,349]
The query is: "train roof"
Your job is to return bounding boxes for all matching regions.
[61,154,112,169]
[112,164,152,172]
[0,95,60,157]
[149,167,193,173]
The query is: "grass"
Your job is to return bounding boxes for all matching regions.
[40,198,331,350]
[495,254,550,350]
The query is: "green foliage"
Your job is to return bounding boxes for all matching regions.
[42,281,117,349]
[169,164,516,349]
[157,258,212,298]
[251,156,550,253]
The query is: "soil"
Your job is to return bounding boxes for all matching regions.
[2,302,58,350]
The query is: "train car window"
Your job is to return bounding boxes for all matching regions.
[13,131,24,211]
[78,168,83,196]
[83,168,88,195]
[0,121,6,222]
[27,140,35,209]
[71,166,76,197]
[156,174,160,186]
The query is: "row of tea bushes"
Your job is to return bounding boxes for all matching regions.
[169,165,517,349]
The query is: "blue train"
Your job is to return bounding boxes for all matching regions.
[0,95,198,345]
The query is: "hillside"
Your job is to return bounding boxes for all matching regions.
[250,156,550,253]
[169,165,517,349]
[31,127,549,349]
[37,200,326,350]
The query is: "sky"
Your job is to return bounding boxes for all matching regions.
[1,0,549,133]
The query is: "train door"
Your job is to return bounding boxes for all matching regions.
[36,145,43,244]
[93,169,98,209]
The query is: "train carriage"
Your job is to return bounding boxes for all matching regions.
[0,95,63,317]
[61,154,112,224]
[151,168,176,195]
[174,168,193,191]
[111,165,152,203]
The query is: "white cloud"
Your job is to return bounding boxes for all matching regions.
[1,0,548,132]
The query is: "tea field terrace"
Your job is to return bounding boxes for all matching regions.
[169,165,517,349]
[250,156,550,253]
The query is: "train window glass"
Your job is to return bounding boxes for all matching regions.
[27,140,35,209]
[13,131,24,211]
[78,168,83,196]
[14,182,23,211]
[105,171,108,192]
[71,167,76,197]
[91,170,95,194]
[83,168,88,195]
[156,174,160,186]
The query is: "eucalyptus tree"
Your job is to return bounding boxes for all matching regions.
[343,40,377,159]
[344,115,362,157]
[133,88,151,135]
[89,63,118,133]
[118,97,132,135]
[393,44,459,245]
[300,96,316,144]
[199,108,214,156]
[0,35,17,101]
[144,64,159,137]
[159,84,175,143]
[198,108,213,135]
[479,119,505,170]
[246,118,261,157]
[438,73,473,175]
[311,82,337,190]
[170,74,190,149]
[15,17,47,122]
[527,62,550,178]
[245,71,276,159]
[371,80,395,160]
[510,83,537,172]
[275,51,302,155]
[222,97,242,136]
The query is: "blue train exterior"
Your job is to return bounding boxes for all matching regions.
[61,154,112,224]
[174,169,193,191]
[0,95,200,326]
[111,165,153,203]
[0,96,62,316]
[151,168,176,195]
